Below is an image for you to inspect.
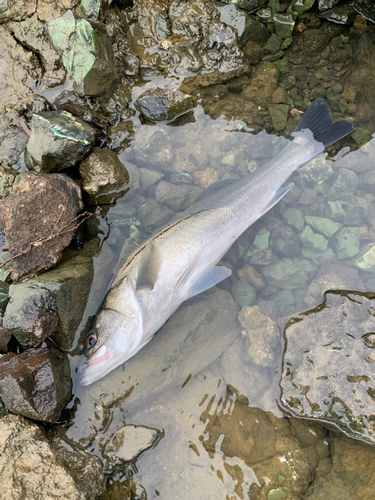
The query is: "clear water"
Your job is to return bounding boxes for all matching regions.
[55,18,375,500]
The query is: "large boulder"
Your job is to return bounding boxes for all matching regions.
[0,172,83,281]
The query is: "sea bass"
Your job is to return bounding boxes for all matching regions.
[80,98,355,386]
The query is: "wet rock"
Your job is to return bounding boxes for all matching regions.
[27,111,95,173]
[264,33,282,54]
[301,246,336,267]
[134,88,193,121]
[293,0,315,14]
[280,290,375,445]
[273,13,295,39]
[354,244,375,273]
[0,172,83,282]
[139,168,164,190]
[0,414,105,499]
[28,246,95,350]
[47,10,118,97]
[304,215,342,238]
[270,225,300,258]
[0,164,17,200]
[299,156,334,185]
[3,284,58,349]
[138,200,175,233]
[282,208,305,232]
[231,280,256,307]
[155,180,200,210]
[298,187,317,205]
[218,336,271,404]
[219,4,269,46]
[245,228,270,259]
[123,52,141,77]
[192,167,219,189]
[329,168,359,200]
[343,204,365,226]
[267,104,289,132]
[300,225,329,252]
[332,226,360,260]
[299,30,330,57]
[325,200,346,221]
[0,0,36,22]
[304,265,363,308]
[6,14,65,90]
[54,90,108,128]
[238,305,280,367]
[318,0,340,9]
[79,148,130,205]
[243,61,279,105]
[103,424,161,467]
[262,258,317,290]
[237,264,266,290]
[0,346,71,423]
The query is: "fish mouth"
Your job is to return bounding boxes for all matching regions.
[78,346,118,386]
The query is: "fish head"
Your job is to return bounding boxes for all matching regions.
[79,278,144,386]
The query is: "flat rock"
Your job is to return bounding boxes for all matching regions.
[47,10,118,97]
[0,414,105,500]
[3,284,58,348]
[280,290,375,445]
[0,172,83,282]
[27,111,95,172]
[0,346,71,423]
[135,87,193,121]
[79,147,130,204]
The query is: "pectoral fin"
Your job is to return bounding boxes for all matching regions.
[136,239,160,290]
[188,266,231,299]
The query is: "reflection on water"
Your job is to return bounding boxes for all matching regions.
[56,23,375,500]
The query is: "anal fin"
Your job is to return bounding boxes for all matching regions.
[188,266,231,299]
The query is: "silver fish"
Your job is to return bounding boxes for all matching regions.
[80,98,355,386]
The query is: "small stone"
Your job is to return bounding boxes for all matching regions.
[0,172,83,282]
[282,208,305,232]
[267,487,290,500]
[342,87,356,102]
[262,258,317,289]
[300,225,329,252]
[354,245,375,273]
[222,153,236,166]
[135,87,193,121]
[249,248,272,266]
[0,347,71,423]
[238,305,280,367]
[298,156,334,184]
[270,225,300,258]
[332,227,360,260]
[272,87,288,104]
[304,215,342,238]
[245,228,270,259]
[351,127,372,147]
[273,57,290,74]
[231,280,256,308]
[3,284,58,349]
[237,265,266,290]
[123,52,141,77]
[79,0,101,21]
[192,168,219,189]
[267,104,289,132]
[47,10,118,97]
[329,168,359,201]
[264,33,283,54]
[79,148,130,205]
[273,13,295,39]
[27,111,95,173]
[325,200,346,221]
[298,187,317,205]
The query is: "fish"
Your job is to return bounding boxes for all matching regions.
[79,98,355,386]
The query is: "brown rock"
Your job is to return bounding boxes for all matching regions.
[0,172,83,281]
[243,61,280,106]
[0,0,36,22]
[237,265,266,291]
[192,167,219,189]
[342,87,357,102]
[0,347,71,423]
[272,87,288,104]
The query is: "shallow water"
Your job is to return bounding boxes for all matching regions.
[54,16,375,500]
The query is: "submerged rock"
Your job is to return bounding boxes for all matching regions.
[79,147,130,204]
[0,172,83,282]
[134,88,193,121]
[0,414,105,499]
[47,10,118,97]
[3,284,58,349]
[329,168,359,201]
[26,111,95,172]
[0,346,71,423]
[280,290,375,445]
[243,61,279,105]
[262,258,317,290]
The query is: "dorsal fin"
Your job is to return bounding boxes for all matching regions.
[201,178,239,200]
[136,239,160,290]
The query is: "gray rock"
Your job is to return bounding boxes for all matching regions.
[219,4,269,46]
[282,208,305,232]
[3,284,58,349]
[138,200,175,233]
[103,424,161,467]
[231,279,256,307]
[123,52,141,77]
[54,90,108,128]
[139,168,164,190]
[0,346,71,423]
[27,111,95,172]
[0,172,83,282]
[79,147,130,205]
[262,258,317,290]
[135,87,193,121]
[332,226,360,260]
[329,168,359,201]
[301,246,336,267]
[47,10,118,97]
[155,180,200,210]
[0,414,105,500]
[280,290,375,445]
[270,225,300,258]
[238,305,280,367]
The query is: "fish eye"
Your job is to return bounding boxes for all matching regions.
[86,333,97,348]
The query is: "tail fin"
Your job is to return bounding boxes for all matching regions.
[293,97,355,148]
